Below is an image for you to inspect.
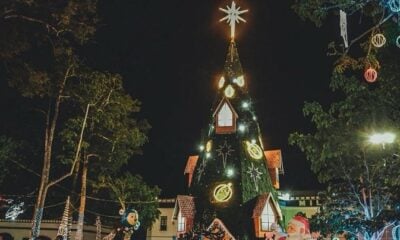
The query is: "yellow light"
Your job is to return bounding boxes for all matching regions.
[224,85,235,98]
[218,76,225,89]
[233,75,245,87]
[206,140,212,152]
[245,141,263,160]
[213,183,233,202]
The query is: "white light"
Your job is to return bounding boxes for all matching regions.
[251,139,256,144]
[199,145,205,151]
[206,153,211,158]
[219,2,248,39]
[279,193,291,201]
[369,132,396,145]
[242,101,249,108]
[252,116,257,121]
[226,168,234,177]
[238,124,246,132]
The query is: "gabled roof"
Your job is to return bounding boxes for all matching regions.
[212,97,238,118]
[264,150,284,174]
[252,193,282,220]
[173,195,195,219]
[206,218,236,240]
[184,155,199,187]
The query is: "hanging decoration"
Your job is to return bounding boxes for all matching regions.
[5,201,24,220]
[364,67,378,83]
[245,141,263,160]
[213,183,233,202]
[216,140,235,168]
[218,76,225,89]
[57,197,71,240]
[388,0,400,13]
[224,85,235,98]
[340,10,348,48]
[371,33,386,48]
[246,163,263,192]
[396,35,400,48]
[233,75,245,87]
[206,140,212,152]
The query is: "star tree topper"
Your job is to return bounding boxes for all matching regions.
[220,1,249,39]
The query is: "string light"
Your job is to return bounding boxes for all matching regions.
[218,76,225,89]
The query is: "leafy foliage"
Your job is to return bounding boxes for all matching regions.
[290,0,400,238]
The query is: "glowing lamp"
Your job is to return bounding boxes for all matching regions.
[242,101,249,108]
[213,183,233,202]
[233,75,245,87]
[371,33,386,48]
[218,76,225,89]
[369,132,396,145]
[199,145,205,151]
[364,67,378,83]
[224,85,235,98]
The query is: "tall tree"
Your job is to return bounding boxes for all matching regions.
[290,0,400,239]
[59,70,150,240]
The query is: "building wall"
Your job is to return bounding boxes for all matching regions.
[0,220,112,239]
[146,207,177,240]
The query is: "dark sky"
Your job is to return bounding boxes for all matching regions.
[0,1,340,197]
[82,0,339,197]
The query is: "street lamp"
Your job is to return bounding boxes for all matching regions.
[368,132,396,148]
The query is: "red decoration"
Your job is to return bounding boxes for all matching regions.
[364,67,378,83]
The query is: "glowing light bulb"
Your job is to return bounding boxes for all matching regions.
[242,101,249,108]
[206,153,211,158]
[238,124,246,132]
[199,145,205,151]
[226,168,234,177]
[233,75,245,87]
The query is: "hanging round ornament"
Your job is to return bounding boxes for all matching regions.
[388,0,400,13]
[371,33,386,48]
[396,35,400,48]
[224,85,235,98]
[245,141,263,160]
[218,76,225,89]
[364,67,378,83]
[206,140,212,152]
[213,183,233,202]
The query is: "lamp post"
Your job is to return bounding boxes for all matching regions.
[368,132,396,149]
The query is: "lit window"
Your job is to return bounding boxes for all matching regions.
[218,103,233,127]
[177,211,186,232]
[261,201,276,231]
[160,216,167,231]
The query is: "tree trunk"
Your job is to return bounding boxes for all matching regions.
[31,66,72,239]
[75,156,88,240]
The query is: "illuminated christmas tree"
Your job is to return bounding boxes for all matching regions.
[178,1,284,239]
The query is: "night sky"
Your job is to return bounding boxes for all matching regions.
[3,1,339,197]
